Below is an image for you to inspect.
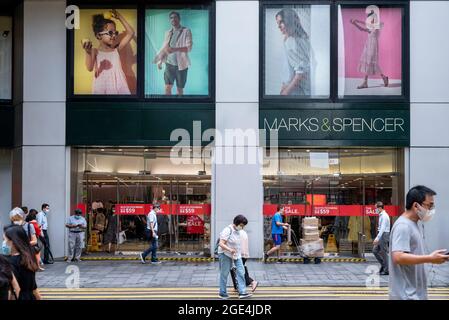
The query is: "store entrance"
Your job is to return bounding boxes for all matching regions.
[85,173,211,255]
[74,147,212,256]
[263,148,404,258]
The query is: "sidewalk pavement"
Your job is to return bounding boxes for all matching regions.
[36,257,449,288]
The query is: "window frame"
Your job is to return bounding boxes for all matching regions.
[259,0,410,105]
[66,0,215,104]
[0,10,14,105]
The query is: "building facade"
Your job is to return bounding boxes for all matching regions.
[0,0,448,259]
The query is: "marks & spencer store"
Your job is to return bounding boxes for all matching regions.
[19,0,449,261]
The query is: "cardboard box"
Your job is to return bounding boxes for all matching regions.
[301,240,324,257]
[300,239,324,247]
[307,249,325,258]
[302,217,319,228]
[303,226,319,233]
[302,233,320,241]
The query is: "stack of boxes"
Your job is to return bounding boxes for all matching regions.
[300,217,324,258]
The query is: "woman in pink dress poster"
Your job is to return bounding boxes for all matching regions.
[350,6,389,89]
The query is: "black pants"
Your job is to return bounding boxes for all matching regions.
[373,232,389,273]
[43,230,50,263]
[230,258,253,290]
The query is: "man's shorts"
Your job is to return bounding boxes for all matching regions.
[164,63,188,88]
[272,234,282,246]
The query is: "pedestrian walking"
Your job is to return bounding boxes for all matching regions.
[9,207,39,253]
[139,203,161,264]
[0,255,20,300]
[36,203,52,264]
[389,185,449,300]
[264,205,289,262]
[2,225,41,300]
[230,228,258,293]
[103,205,118,253]
[66,209,87,262]
[25,209,45,271]
[217,215,252,300]
[373,201,390,275]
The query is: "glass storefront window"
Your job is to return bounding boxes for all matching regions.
[72,147,211,256]
[337,4,404,97]
[0,16,12,100]
[263,4,331,99]
[263,147,404,257]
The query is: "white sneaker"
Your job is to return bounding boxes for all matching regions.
[239,293,253,299]
[139,253,146,264]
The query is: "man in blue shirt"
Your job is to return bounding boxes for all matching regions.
[264,205,289,262]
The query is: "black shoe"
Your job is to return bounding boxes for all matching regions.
[380,271,389,276]
[379,267,384,274]
[263,253,269,263]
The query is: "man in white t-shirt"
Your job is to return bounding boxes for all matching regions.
[139,204,161,264]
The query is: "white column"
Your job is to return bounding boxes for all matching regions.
[409,1,449,250]
[213,1,263,258]
[18,0,68,258]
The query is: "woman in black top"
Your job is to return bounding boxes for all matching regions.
[0,255,20,300]
[3,225,41,300]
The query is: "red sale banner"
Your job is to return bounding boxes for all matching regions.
[312,206,340,216]
[263,204,400,217]
[186,215,204,234]
[116,204,146,215]
[116,204,211,216]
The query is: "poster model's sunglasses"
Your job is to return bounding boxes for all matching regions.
[98,31,119,37]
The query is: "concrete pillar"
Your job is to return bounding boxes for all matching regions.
[213,1,264,258]
[12,0,69,258]
[409,1,449,251]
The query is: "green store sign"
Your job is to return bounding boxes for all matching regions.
[260,109,409,146]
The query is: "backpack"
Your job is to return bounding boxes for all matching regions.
[214,226,233,256]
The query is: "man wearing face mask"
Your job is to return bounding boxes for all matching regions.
[66,209,87,262]
[36,204,50,264]
[373,201,390,275]
[389,185,449,300]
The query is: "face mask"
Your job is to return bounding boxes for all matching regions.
[44,209,49,214]
[236,225,244,231]
[417,205,435,222]
[13,220,22,226]
[2,241,11,256]
[74,215,81,220]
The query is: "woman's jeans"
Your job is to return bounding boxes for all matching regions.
[219,253,247,296]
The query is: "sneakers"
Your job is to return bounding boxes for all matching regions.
[219,294,230,300]
[263,253,269,263]
[151,260,161,265]
[139,253,146,264]
[239,293,253,299]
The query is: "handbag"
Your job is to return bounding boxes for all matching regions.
[214,226,233,256]
[27,223,42,254]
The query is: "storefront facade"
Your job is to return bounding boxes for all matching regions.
[1,0,449,259]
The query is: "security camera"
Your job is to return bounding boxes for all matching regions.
[2,30,10,38]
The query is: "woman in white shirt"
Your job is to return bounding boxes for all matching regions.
[217,215,253,299]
